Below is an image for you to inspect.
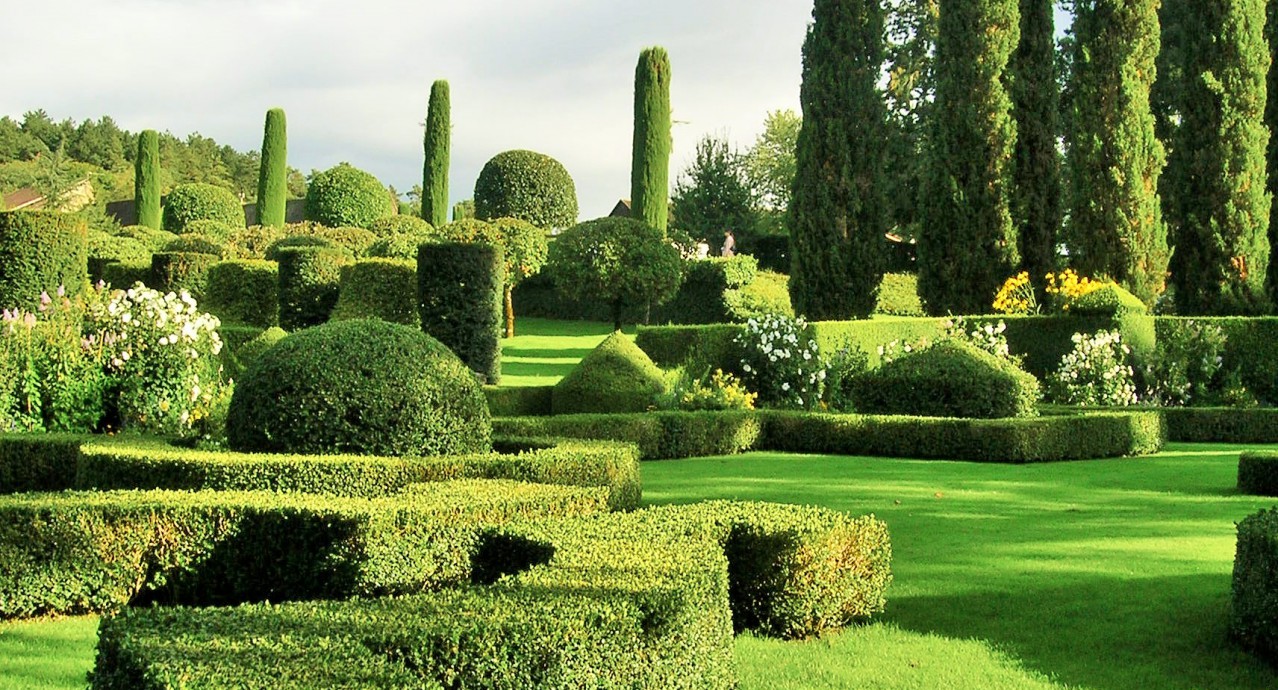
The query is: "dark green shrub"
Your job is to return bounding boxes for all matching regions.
[162,233,228,258]
[149,252,219,300]
[264,234,341,261]
[632,46,672,233]
[422,80,451,227]
[0,434,82,493]
[225,225,286,260]
[276,246,348,331]
[303,163,396,228]
[182,219,236,242]
[874,273,924,316]
[1238,452,1278,496]
[851,340,1040,418]
[223,326,286,380]
[1230,508,1278,664]
[366,232,430,260]
[368,214,433,238]
[655,256,759,324]
[116,225,178,251]
[162,183,244,233]
[331,258,417,325]
[203,260,279,328]
[228,319,491,456]
[101,262,150,290]
[822,341,871,412]
[484,385,553,416]
[88,233,151,283]
[418,242,503,383]
[553,331,665,415]
[473,149,579,229]
[437,217,549,337]
[1069,282,1148,316]
[1157,317,1278,405]
[0,211,88,309]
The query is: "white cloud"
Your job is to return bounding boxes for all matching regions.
[0,0,813,218]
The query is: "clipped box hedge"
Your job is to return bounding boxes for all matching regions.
[276,246,348,331]
[484,385,554,416]
[496,410,764,460]
[330,258,417,325]
[0,433,83,493]
[0,480,607,619]
[1238,452,1278,496]
[202,259,279,328]
[418,242,503,384]
[150,251,219,300]
[1230,508,1278,665]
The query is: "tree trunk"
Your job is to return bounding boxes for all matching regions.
[504,284,515,338]
[612,299,623,332]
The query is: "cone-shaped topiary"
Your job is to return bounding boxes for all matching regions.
[422,80,450,228]
[631,47,672,234]
[227,318,491,456]
[135,130,161,230]
[256,108,288,228]
[552,331,666,415]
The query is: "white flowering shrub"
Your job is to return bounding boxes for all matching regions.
[945,318,1018,363]
[86,283,227,434]
[1045,330,1138,406]
[1142,320,1245,406]
[733,313,824,409]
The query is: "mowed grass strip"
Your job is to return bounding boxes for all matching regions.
[498,317,625,387]
[0,616,97,690]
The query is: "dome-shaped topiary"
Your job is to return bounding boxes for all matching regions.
[850,339,1040,418]
[303,163,396,229]
[227,319,491,456]
[368,215,434,238]
[473,150,578,230]
[162,183,244,233]
[552,331,666,414]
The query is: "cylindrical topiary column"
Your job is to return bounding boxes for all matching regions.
[422,80,451,228]
[256,108,288,228]
[331,258,418,325]
[418,242,502,384]
[135,130,162,231]
[277,246,348,331]
[203,259,279,328]
[150,251,220,301]
[631,47,672,234]
[0,211,88,309]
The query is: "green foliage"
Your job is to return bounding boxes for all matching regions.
[161,183,243,234]
[744,109,801,213]
[149,252,218,301]
[422,80,450,228]
[473,150,578,230]
[0,211,87,309]
[851,340,1040,418]
[181,219,235,242]
[483,385,554,417]
[224,224,286,260]
[256,108,288,228]
[263,234,339,261]
[116,225,177,251]
[228,319,491,456]
[417,242,503,383]
[161,233,227,258]
[303,163,395,229]
[1164,0,1271,315]
[1269,0,1278,306]
[1158,316,1278,404]
[100,262,150,291]
[733,313,824,409]
[313,225,378,256]
[658,368,757,411]
[87,232,150,282]
[331,258,417,325]
[276,247,349,330]
[203,260,278,328]
[224,325,286,380]
[820,340,871,412]
[918,0,1019,315]
[790,0,888,319]
[367,214,433,238]
[1011,0,1062,290]
[1066,0,1168,305]
[134,130,161,230]
[498,410,764,460]
[553,331,666,415]
[1160,407,1278,442]
[1230,507,1278,664]
[0,434,82,493]
[1068,282,1149,316]
[366,232,431,260]
[1238,452,1278,496]
[671,134,757,247]
[632,46,672,233]
[874,272,924,316]
[1142,319,1239,406]
[723,269,793,322]
[656,256,759,324]
[452,198,475,221]
[1045,330,1139,406]
[545,217,683,330]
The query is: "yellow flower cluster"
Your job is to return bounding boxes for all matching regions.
[1045,269,1105,311]
[992,272,1037,314]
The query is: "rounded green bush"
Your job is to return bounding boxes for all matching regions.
[225,325,288,380]
[473,150,578,230]
[162,183,244,233]
[183,219,237,242]
[117,225,179,251]
[368,215,434,238]
[850,340,1041,418]
[331,258,417,325]
[226,225,287,260]
[303,163,396,229]
[226,318,492,456]
[0,211,88,309]
[553,331,665,414]
[163,233,228,258]
[150,252,220,300]
[88,231,151,265]
[314,226,378,256]
[367,233,432,260]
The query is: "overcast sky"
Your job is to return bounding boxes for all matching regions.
[1,1,1072,220]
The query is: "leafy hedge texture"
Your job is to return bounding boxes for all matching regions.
[303,163,395,229]
[149,252,219,301]
[1231,508,1278,664]
[276,246,348,331]
[632,47,672,233]
[473,149,578,230]
[422,80,450,228]
[850,340,1041,418]
[227,319,491,457]
[202,260,279,328]
[553,331,666,415]
[162,183,244,234]
[0,211,88,309]
[417,242,503,383]
[331,258,417,325]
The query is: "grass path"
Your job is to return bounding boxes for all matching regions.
[496,317,623,387]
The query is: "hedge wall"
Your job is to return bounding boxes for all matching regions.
[149,252,219,300]
[0,433,83,494]
[484,385,554,416]
[1158,317,1278,404]
[161,184,245,234]
[0,211,88,309]
[277,246,347,331]
[101,262,151,291]
[1231,508,1278,665]
[330,258,417,325]
[202,260,278,328]
[418,242,502,383]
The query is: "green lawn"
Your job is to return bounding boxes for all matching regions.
[497,317,625,386]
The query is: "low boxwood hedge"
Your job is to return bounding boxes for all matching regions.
[1230,508,1278,665]
[0,480,607,619]
[1238,452,1278,496]
[496,410,764,460]
[484,385,553,416]
[0,433,83,493]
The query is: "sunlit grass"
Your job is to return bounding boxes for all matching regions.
[498,317,626,386]
[0,616,97,690]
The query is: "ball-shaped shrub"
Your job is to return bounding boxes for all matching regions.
[162,183,244,233]
[368,215,434,238]
[553,331,665,415]
[227,319,491,456]
[314,226,378,256]
[303,163,396,229]
[0,211,88,309]
[368,233,432,260]
[850,340,1041,418]
[473,150,578,230]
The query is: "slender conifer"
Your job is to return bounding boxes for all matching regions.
[256,108,287,228]
[135,130,161,230]
[631,47,672,234]
[422,80,451,228]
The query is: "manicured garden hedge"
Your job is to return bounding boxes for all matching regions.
[161,183,244,233]
[849,340,1041,418]
[1158,317,1278,405]
[418,242,503,383]
[202,259,278,328]
[1231,508,1278,665]
[496,410,765,460]
[1237,452,1278,496]
[552,331,665,415]
[150,251,219,300]
[101,262,151,291]
[276,246,347,330]
[484,385,554,416]
[0,433,83,493]
[330,258,417,325]
[0,211,88,309]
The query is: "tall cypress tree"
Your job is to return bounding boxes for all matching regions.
[256,108,287,228]
[917,0,1020,315]
[789,0,888,320]
[1066,0,1167,305]
[422,80,450,228]
[1011,0,1060,290]
[1266,0,1278,305]
[631,47,672,234]
[1165,0,1270,314]
[135,129,161,230]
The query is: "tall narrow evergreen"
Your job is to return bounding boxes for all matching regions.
[1011,0,1060,290]
[1266,0,1278,304]
[789,0,888,320]
[631,47,672,234]
[135,130,161,230]
[917,0,1020,315]
[422,80,451,228]
[1066,0,1168,305]
[1165,0,1270,314]
[256,108,288,228]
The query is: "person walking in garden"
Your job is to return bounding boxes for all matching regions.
[721,229,736,257]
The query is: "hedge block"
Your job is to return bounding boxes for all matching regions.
[1230,508,1278,665]
[331,258,417,325]
[1239,452,1278,496]
[276,246,348,331]
[418,242,503,384]
[0,211,88,309]
[203,260,278,328]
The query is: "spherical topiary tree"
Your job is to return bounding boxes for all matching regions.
[162,183,244,234]
[545,217,682,331]
[473,150,578,230]
[304,163,396,229]
[227,318,491,456]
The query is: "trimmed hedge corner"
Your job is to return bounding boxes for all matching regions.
[1238,452,1278,496]
[1230,508,1278,665]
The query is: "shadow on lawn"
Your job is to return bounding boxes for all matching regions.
[500,361,578,379]
[502,347,596,360]
[889,573,1277,690]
